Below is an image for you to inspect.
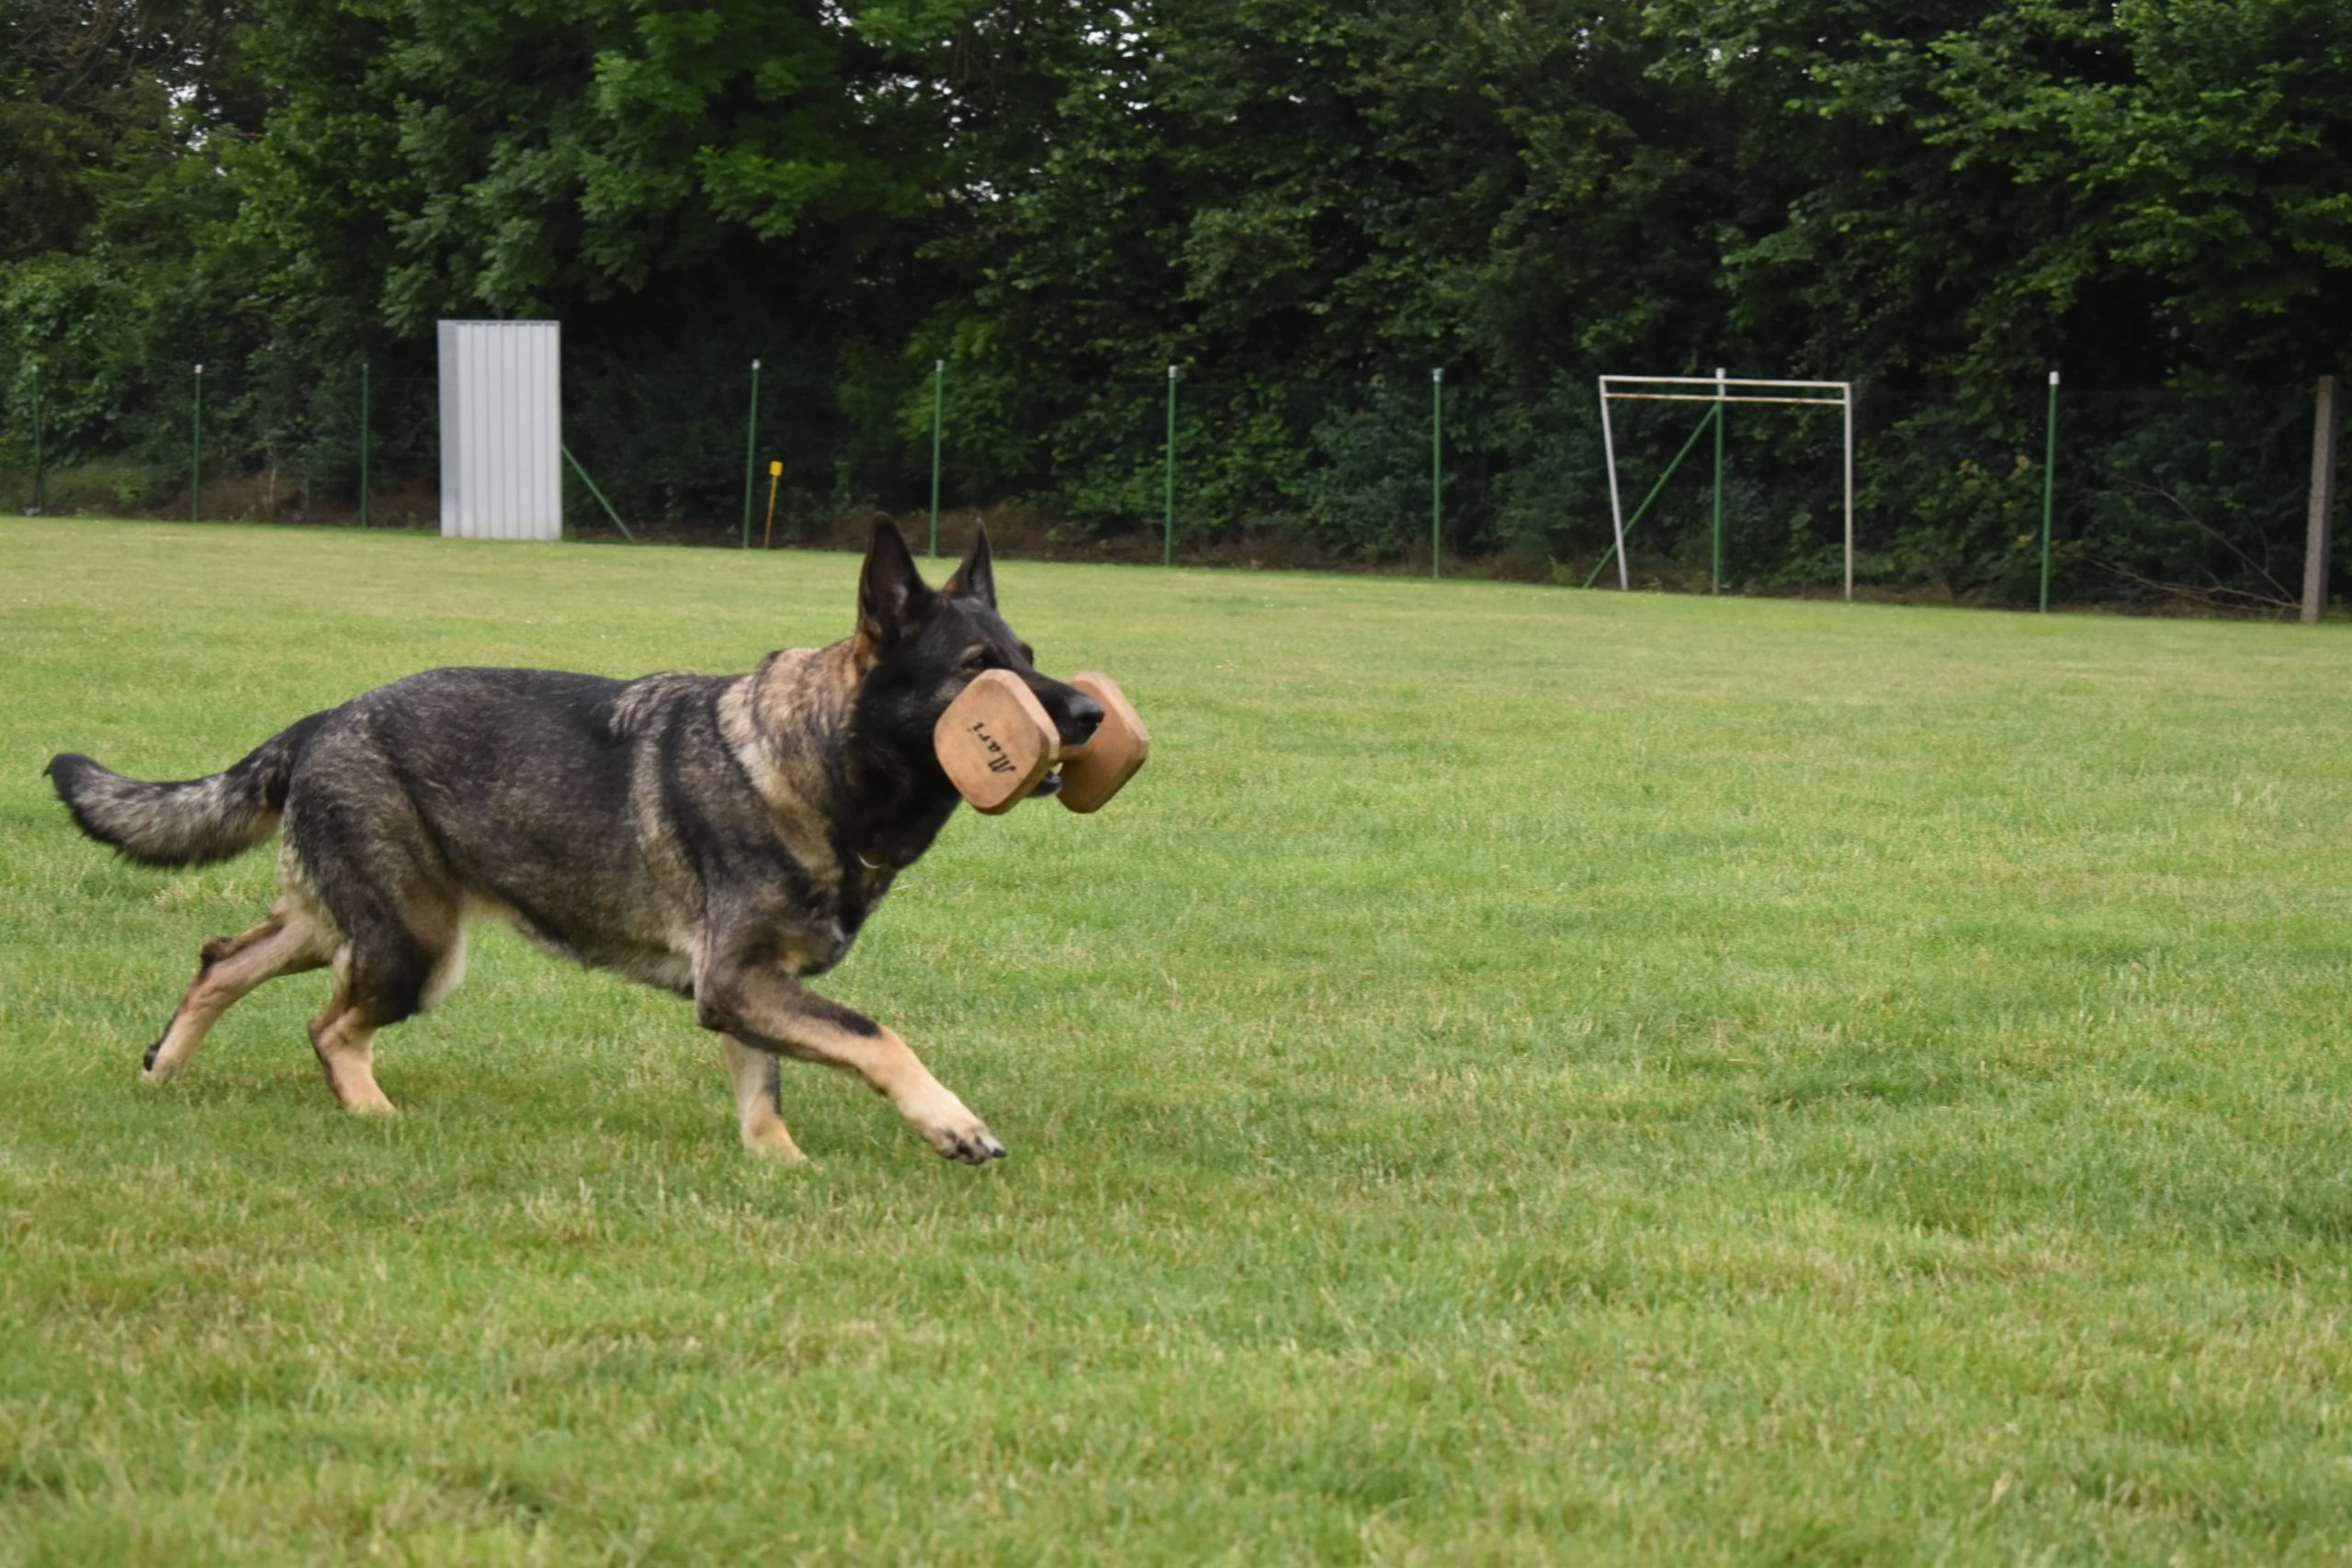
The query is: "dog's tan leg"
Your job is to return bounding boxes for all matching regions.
[723,1035,806,1160]
[308,984,396,1115]
[699,966,1003,1164]
[143,909,331,1084]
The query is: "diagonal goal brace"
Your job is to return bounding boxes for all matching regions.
[1597,373,1856,600]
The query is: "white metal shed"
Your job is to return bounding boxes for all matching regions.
[437,320,561,540]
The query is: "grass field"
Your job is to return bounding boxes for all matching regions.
[4,518,2350,1564]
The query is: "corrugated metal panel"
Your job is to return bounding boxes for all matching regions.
[437,320,561,540]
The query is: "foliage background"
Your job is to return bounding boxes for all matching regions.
[2,0,2346,605]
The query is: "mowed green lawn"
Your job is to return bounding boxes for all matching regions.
[3,518,2350,1564]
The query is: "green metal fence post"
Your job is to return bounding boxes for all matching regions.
[563,443,639,542]
[191,363,203,524]
[1712,366,1726,593]
[929,359,944,558]
[741,357,762,549]
[358,360,371,528]
[1164,366,1177,568]
[29,362,41,517]
[1431,367,1443,579]
[2041,369,2059,613]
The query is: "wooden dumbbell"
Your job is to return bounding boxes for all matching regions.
[934,671,1150,816]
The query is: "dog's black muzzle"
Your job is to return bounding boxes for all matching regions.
[1023,680,1104,798]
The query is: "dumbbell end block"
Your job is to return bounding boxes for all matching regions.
[934,670,1056,814]
[1058,672,1150,813]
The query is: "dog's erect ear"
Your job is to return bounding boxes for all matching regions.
[941,522,997,608]
[856,521,933,656]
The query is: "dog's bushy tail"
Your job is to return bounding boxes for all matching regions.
[47,712,329,868]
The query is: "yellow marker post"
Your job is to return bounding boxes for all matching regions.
[763,459,783,548]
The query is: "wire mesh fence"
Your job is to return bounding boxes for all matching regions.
[0,344,2339,614]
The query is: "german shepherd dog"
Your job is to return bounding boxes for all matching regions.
[45,523,1102,1164]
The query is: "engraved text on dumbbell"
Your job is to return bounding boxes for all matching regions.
[967,722,1018,773]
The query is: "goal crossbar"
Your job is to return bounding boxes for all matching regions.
[1602,374,1850,391]
[1609,392,1843,406]
[1597,370,1855,600]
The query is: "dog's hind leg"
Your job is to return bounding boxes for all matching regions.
[306,918,464,1117]
[143,906,332,1084]
[723,1035,806,1160]
[308,979,397,1115]
[285,792,463,1115]
[301,898,460,1118]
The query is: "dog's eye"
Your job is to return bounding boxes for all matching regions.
[962,649,992,671]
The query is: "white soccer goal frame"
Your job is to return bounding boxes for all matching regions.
[1597,372,1855,599]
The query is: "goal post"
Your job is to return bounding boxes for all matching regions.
[1597,373,1856,599]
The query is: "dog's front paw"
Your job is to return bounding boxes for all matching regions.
[906,1089,1007,1165]
[141,1036,185,1085]
[933,1121,1007,1165]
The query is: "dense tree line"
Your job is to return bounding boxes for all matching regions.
[4,0,2347,604]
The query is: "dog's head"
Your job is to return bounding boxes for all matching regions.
[852,521,1102,799]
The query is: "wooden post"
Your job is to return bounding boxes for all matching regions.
[2304,374,2339,624]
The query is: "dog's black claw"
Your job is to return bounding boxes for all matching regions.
[141,1038,164,1073]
